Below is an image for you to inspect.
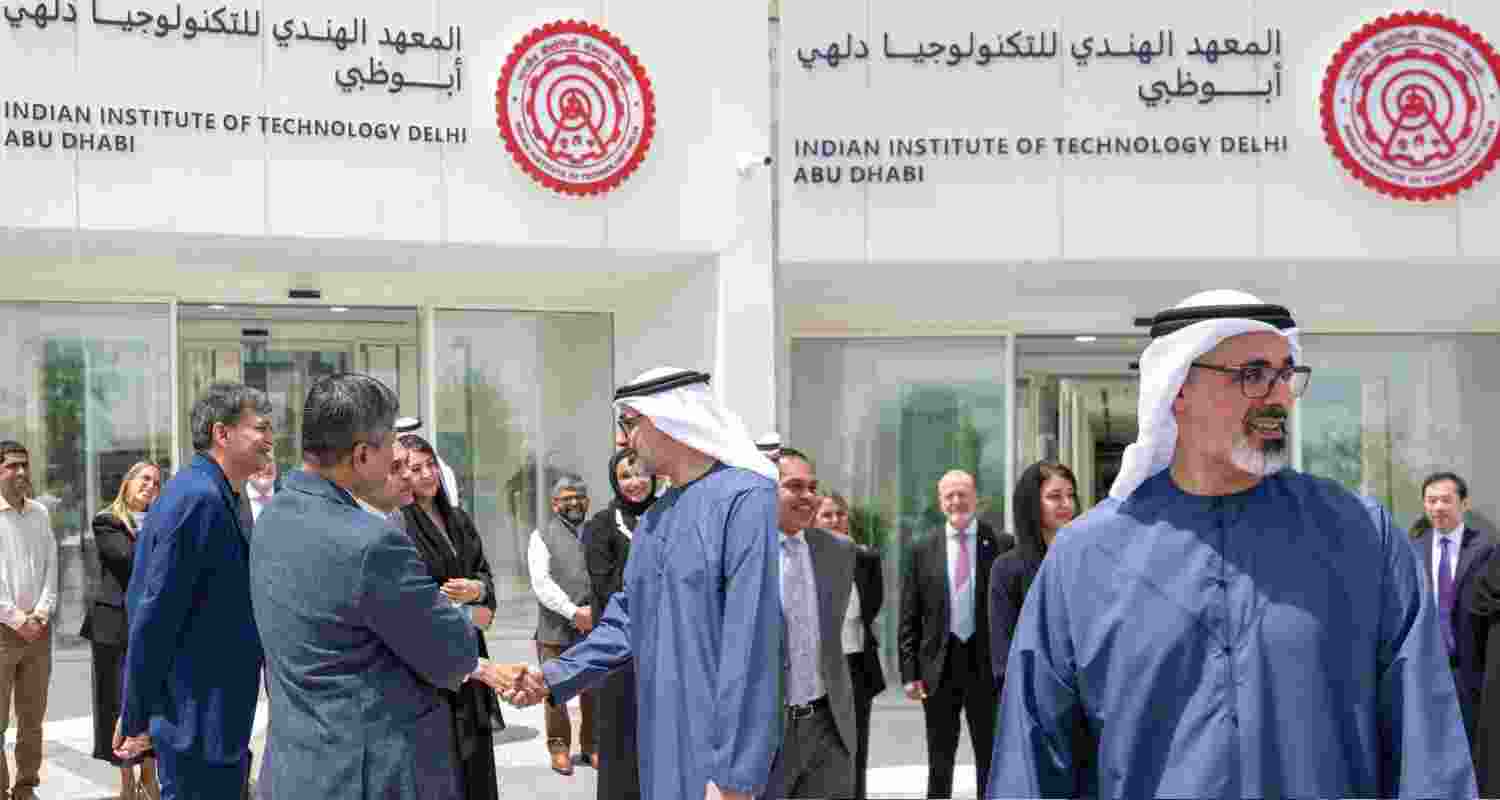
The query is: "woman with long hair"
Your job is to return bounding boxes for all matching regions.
[581,448,657,800]
[397,434,504,800]
[988,461,1078,684]
[81,461,162,800]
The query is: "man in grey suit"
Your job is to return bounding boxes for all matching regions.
[250,373,523,799]
[768,448,858,798]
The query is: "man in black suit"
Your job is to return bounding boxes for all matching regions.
[899,469,1013,798]
[1414,471,1494,746]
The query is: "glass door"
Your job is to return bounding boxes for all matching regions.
[178,306,420,475]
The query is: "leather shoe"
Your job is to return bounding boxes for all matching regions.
[550,751,574,776]
[574,752,595,768]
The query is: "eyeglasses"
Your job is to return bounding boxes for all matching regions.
[1190,362,1312,399]
[555,495,589,505]
[617,413,643,436]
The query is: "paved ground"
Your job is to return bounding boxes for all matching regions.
[16,628,984,799]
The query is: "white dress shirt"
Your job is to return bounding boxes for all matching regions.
[1432,524,1465,602]
[0,496,56,629]
[245,483,275,522]
[842,582,864,655]
[528,525,582,620]
[946,518,978,640]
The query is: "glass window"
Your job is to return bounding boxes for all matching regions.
[1297,334,1500,530]
[433,310,613,634]
[789,337,1010,677]
[0,303,173,648]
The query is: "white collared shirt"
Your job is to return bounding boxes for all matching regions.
[0,496,56,629]
[245,483,275,522]
[946,520,979,585]
[528,524,581,620]
[842,582,863,655]
[946,519,978,640]
[1432,524,1466,602]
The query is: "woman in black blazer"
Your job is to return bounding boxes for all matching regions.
[580,448,657,800]
[816,491,886,800]
[80,461,161,800]
[398,435,504,800]
[988,461,1078,686]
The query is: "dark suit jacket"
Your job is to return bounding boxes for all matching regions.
[120,453,263,762]
[899,520,1013,690]
[850,545,887,698]
[252,469,478,800]
[987,551,1037,685]
[1419,524,1497,733]
[803,527,858,755]
[80,511,136,646]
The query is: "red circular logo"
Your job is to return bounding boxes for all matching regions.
[495,20,656,197]
[1322,12,1500,201]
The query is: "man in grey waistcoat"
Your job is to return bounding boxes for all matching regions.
[527,475,597,775]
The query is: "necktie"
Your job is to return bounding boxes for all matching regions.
[953,531,974,641]
[782,537,817,705]
[1439,537,1455,655]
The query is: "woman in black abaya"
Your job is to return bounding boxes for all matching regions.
[399,434,504,800]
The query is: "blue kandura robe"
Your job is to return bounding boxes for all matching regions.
[543,463,783,798]
[988,469,1475,799]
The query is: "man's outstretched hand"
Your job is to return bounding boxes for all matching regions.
[468,659,530,694]
[503,667,549,708]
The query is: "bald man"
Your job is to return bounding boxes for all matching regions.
[898,470,1013,798]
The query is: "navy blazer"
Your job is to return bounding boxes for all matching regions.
[252,469,478,800]
[121,453,263,762]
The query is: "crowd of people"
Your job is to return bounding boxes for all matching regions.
[0,288,1494,798]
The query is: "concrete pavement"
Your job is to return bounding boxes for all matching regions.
[15,630,982,799]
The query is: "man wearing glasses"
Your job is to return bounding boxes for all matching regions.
[528,475,598,775]
[988,290,1474,799]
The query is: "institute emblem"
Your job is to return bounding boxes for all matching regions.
[1322,11,1500,201]
[495,20,656,197]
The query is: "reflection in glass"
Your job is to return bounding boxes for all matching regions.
[434,310,612,635]
[0,303,173,649]
[1297,334,1500,531]
[789,338,1009,678]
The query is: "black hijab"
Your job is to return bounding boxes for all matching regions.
[608,447,658,519]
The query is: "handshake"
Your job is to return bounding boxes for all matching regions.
[469,660,549,707]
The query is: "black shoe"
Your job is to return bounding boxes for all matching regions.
[573,752,595,768]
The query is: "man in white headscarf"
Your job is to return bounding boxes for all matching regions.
[513,368,782,800]
[987,290,1474,799]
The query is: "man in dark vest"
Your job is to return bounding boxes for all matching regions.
[528,475,597,775]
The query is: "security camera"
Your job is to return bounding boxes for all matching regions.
[736,153,773,176]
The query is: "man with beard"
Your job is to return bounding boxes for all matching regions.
[987,290,1474,799]
[0,441,56,800]
[528,475,598,775]
[510,367,782,800]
